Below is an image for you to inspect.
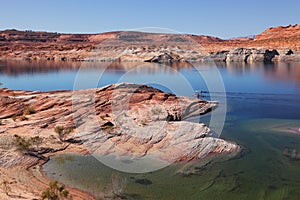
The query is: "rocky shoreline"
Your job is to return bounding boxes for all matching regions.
[208,48,300,63]
[0,83,240,199]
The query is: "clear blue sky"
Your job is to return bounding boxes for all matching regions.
[1,0,300,39]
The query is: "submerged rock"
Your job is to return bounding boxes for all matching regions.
[135,178,152,185]
[283,148,300,160]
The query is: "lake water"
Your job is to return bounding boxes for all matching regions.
[1,60,300,199]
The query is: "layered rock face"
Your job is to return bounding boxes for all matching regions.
[209,48,292,63]
[0,83,239,167]
[0,24,300,62]
[207,24,300,63]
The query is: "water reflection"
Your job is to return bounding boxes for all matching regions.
[215,61,300,85]
[0,59,82,76]
[1,60,300,82]
[262,62,300,84]
[0,59,194,76]
[0,60,300,94]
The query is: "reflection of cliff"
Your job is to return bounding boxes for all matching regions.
[2,60,300,84]
[107,60,193,71]
[224,62,300,83]
[262,62,300,83]
[0,60,194,76]
[0,60,81,76]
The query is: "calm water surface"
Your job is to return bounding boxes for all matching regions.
[1,60,300,199]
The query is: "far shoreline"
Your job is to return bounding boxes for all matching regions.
[1,55,300,64]
[1,25,300,64]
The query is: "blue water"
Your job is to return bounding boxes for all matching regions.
[1,60,299,94]
[1,60,299,121]
[1,60,300,199]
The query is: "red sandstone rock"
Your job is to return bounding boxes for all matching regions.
[0,83,239,165]
[1,24,298,62]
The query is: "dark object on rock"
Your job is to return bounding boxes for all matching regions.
[166,109,181,122]
[264,49,279,62]
[166,114,174,121]
[65,138,82,144]
[24,151,49,161]
[101,121,115,128]
[39,123,48,128]
[135,178,153,185]
[285,49,294,55]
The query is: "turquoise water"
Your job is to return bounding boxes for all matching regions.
[42,118,300,200]
[1,60,300,199]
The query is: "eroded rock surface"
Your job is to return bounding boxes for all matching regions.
[0,83,239,166]
[209,48,284,63]
[0,83,241,199]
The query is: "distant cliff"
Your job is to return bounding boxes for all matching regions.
[0,24,300,63]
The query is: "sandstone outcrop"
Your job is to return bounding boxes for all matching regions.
[0,83,239,166]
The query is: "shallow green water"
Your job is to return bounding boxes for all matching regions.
[43,117,300,200]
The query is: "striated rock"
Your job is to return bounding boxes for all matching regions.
[0,83,239,165]
[0,83,240,198]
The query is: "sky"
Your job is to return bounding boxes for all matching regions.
[1,0,300,39]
